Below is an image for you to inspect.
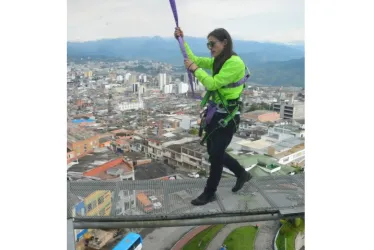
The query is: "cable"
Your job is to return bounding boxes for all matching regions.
[168,0,195,96]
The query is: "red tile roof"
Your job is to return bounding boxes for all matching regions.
[83,158,131,177]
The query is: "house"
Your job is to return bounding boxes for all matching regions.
[67,124,100,160]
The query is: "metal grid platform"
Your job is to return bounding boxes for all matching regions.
[67,174,304,223]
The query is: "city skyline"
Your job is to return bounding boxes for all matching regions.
[68,0,304,43]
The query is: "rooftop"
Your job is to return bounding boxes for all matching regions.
[228,152,278,167]
[271,137,305,153]
[99,136,112,143]
[146,128,195,143]
[123,151,150,162]
[235,138,273,150]
[109,128,134,135]
[294,119,305,125]
[67,124,98,142]
[83,158,133,180]
[244,110,277,116]
[274,143,305,159]
[182,142,207,154]
[166,144,182,152]
[67,147,121,174]
[272,125,304,133]
[135,162,176,180]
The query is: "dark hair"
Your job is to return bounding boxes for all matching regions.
[208,28,237,76]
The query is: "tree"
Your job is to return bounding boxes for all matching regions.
[291,163,304,174]
[197,169,207,177]
[189,127,199,135]
[294,218,302,227]
[247,102,271,112]
[280,218,305,234]
[279,219,293,237]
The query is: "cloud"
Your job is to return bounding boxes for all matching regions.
[67,0,304,42]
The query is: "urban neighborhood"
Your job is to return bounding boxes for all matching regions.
[67,58,305,250]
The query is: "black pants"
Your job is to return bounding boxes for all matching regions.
[204,112,245,194]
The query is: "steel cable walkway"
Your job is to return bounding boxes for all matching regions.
[68,174,304,229]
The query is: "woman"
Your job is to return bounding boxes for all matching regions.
[174,27,252,206]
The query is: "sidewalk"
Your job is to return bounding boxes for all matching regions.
[171,225,211,250]
[206,223,256,250]
[295,232,305,250]
[254,221,279,250]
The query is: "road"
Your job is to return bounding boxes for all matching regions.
[141,226,195,250]
[254,221,280,250]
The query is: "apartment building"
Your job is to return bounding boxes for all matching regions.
[273,101,305,120]
[67,125,100,162]
[163,141,207,170]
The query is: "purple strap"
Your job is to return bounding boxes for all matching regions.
[223,73,250,88]
[204,101,217,125]
[169,0,195,96]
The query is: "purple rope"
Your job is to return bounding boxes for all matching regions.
[169,0,195,96]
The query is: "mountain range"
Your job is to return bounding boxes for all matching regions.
[67,36,305,86]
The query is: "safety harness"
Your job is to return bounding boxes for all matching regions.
[199,68,251,145]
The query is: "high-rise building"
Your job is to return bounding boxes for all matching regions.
[158,73,167,90]
[129,74,137,84]
[139,74,147,83]
[133,82,139,93]
[182,73,189,83]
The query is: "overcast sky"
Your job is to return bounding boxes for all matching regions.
[68,0,304,43]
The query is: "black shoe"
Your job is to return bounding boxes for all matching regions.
[232,171,252,192]
[191,192,216,206]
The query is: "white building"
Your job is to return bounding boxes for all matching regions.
[158,73,167,90]
[179,116,198,130]
[178,82,189,94]
[183,73,189,83]
[116,75,124,82]
[138,74,147,83]
[164,83,176,94]
[125,73,131,81]
[118,101,144,111]
[277,149,305,165]
[139,85,146,94]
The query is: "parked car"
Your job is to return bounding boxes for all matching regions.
[188,172,199,178]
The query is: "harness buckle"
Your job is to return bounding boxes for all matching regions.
[218,119,228,128]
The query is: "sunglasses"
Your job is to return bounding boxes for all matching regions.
[206,41,217,49]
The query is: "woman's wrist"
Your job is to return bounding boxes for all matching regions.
[187,62,195,70]
[191,67,200,74]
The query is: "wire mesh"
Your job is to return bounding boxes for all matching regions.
[67,174,304,220]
